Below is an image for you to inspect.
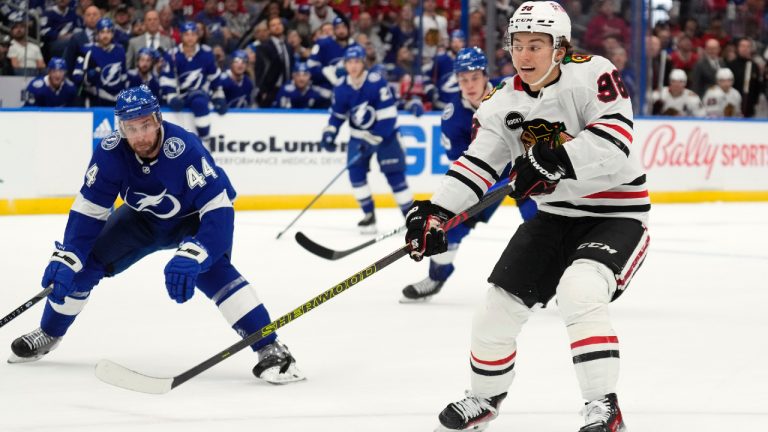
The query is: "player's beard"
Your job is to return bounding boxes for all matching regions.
[132,135,160,159]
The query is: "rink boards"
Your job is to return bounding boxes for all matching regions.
[1,108,767,215]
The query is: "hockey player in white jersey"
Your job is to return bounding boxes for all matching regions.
[651,68,705,116]
[703,67,742,117]
[404,2,648,431]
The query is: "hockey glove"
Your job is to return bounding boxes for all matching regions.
[169,96,184,112]
[320,126,337,151]
[405,97,424,118]
[405,200,454,262]
[163,239,209,304]
[42,242,84,305]
[212,97,228,115]
[509,142,572,200]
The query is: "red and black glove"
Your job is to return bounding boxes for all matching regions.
[405,200,455,261]
[509,141,573,200]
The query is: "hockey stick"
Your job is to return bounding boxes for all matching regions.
[275,153,363,240]
[295,225,406,260]
[94,181,514,394]
[0,287,52,329]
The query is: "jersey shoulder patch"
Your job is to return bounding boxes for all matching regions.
[563,54,594,64]
[441,102,455,120]
[32,79,44,89]
[368,72,382,83]
[101,132,121,151]
[163,136,186,159]
[482,80,507,101]
[285,83,296,92]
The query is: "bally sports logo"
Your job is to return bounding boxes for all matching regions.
[641,124,768,179]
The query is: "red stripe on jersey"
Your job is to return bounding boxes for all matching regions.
[570,336,619,349]
[588,122,633,143]
[584,190,649,199]
[454,161,492,188]
[513,75,523,91]
[617,231,650,287]
[471,351,517,366]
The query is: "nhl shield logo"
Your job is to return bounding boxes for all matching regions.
[163,137,186,159]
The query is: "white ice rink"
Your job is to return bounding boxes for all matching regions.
[1,203,767,432]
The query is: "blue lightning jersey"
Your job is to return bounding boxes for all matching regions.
[440,81,505,160]
[307,37,352,89]
[127,69,161,100]
[430,53,459,109]
[72,43,128,103]
[273,82,331,109]
[65,121,236,268]
[219,70,255,108]
[24,75,77,107]
[328,71,398,145]
[159,44,223,102]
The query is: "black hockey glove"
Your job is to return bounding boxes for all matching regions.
[405,200,455,261]
[509,142,573,200]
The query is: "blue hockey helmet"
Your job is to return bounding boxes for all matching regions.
[115,85,161,126]
[344,45,366,62]
[231,49,248,63]
[332,16,346,27]
[181,21,198,34]
[47,57,67,71]
[137,46,159,61]
[450,29,466,41]
[294,61,310,74]
[96,17,114,32]
[454,46,487,74]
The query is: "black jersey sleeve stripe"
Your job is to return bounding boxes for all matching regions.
[623,174,646,186]
[599,113,634,128]
[446,170,484,200]
[586,126,630,156]
[546,201,651,213]
[463,155,500,182]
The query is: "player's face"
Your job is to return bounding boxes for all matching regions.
[182,30,198,47]
[48,69,65,87]
[97,28,113,46]
[137,55,153,74]
[231,58,247,75]
[668,80,685,96]
[510,33,564,90]
[334,23,348,40]
[294,71,310,88]
[344,58,364,78]
[457,70,488,107]
[122,115,161,159]
[718,78,733,91]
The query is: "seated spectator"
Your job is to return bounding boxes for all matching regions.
[585,0,630,56]
[288,4,313,45]
[0,35,14,76]
[287,29,310,63]
[127,47,162,99]
[159,6,182,44]
[703,68,742,117]
[609,46,636,103]
[127,9,174,68]
[8,18,45,76]
[220,49,256,108]
[40,0,80,59]
[23,57,77,107]
[273,61,331,109]
[669,35,698,76]
[416,0,448,63]
[651,68,705,116]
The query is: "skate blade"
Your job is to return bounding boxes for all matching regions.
[256,364,307,385]
[7,353,45,364]
[359,226,377,235]
[398,295,436,304]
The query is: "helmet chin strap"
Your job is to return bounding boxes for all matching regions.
[529,48,562,88]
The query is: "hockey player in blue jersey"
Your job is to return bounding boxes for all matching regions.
[72,17,128,107]
[273,61,332,109]
[321,45,413,233]
[429,29,465,110]
[400,47,538,302]
[160,22,227,139]
[219,50,255,109]
[24,57,77,107]
[307,17,354,90]
[8,85,305,385]
[127,47,161,99]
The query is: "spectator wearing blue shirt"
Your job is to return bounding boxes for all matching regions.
[24,57,77,107]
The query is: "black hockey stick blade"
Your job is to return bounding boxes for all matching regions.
[95,182,513,394]
[295,225,406,260]
[1,286,52,329]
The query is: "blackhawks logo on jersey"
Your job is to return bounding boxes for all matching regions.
[519,119,573,151]
[482,81,507,102]
[562,54,593,64]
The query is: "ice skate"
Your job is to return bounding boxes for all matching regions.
[252,340,306,384]
[579,393,626,432]
[400,276,445,303]
[8,327,62,364]
[436,390,506,431]
[357,212,377,234]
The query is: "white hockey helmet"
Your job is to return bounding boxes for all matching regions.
[716,67,734,81]
[508,1,572,49]
[669,68,687,83]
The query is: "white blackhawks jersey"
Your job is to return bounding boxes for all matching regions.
[431,54,650,223]
[652,87,705,117]
[702,86,742,117]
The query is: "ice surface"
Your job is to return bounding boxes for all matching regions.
[1,203,767,431]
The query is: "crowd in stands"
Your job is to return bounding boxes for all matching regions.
[1,0,767,117]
